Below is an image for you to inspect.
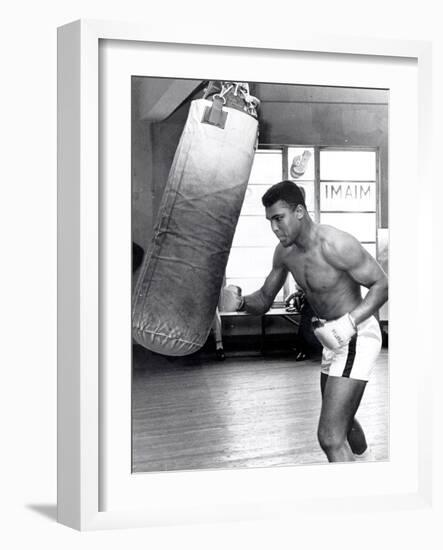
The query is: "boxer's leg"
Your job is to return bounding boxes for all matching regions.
[318,375,367,462]
[346,317,382,456]
[347,417,368,455]
[320,372,367,455]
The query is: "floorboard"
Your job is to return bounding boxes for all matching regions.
[132,348,389,473]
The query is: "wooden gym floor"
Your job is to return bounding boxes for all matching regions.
[132,347,389,473]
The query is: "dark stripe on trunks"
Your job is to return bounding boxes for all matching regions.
[343,334,358,378]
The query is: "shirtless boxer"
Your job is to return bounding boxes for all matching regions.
[222,180,388,462]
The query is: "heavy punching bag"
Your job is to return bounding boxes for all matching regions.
[132,82,259,356]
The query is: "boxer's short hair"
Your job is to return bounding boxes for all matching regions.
[262,180,306,210]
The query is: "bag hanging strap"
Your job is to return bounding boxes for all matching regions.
[202,81,260,128]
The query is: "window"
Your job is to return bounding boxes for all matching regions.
[319,149,377,259]
[286,147,315,217]
[225,147,379,304]
[226,150,284,300]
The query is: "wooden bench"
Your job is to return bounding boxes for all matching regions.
[219,308,301,354]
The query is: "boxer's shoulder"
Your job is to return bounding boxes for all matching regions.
[318,225,360,254]
[317,223,351,242]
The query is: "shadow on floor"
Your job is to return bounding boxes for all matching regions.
[26,504,57,522]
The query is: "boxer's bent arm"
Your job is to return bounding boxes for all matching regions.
[324,233,388,325]
[243,248,288,315]
[350,259,388,325]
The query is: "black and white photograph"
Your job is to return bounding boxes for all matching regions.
[131,77,389,473]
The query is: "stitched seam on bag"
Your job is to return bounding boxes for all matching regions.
[135,328,200,346]
[132,113,194,319]
[137,110,197,317]
[133,135,185,303]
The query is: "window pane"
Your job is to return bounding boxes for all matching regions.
[320,151,376,181]
[286,274,300,295]
[287,147,315,180]
[249,150,283,183]
[295,180,315,211]
[226,247,274,278]
[319,212,376,242]
[320,181,376,211]
[362,243,376,258]
[226,149,283,304]
[232,216,277,247]
[241,184,271,215]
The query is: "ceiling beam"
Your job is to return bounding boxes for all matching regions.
[136,78,203,121]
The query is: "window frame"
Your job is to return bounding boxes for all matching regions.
[318,146,379,258]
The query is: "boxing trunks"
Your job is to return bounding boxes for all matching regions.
[320,315,382,381]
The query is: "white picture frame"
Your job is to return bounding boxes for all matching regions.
[57,19,435,531]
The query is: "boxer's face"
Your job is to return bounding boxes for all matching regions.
[265,200,301,247]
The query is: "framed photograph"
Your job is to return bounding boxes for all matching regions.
[58,20,434,530]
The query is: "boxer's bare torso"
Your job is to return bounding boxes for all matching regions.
[245,200,387,326]
[276,225,363,320]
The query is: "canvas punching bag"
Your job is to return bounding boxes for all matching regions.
[132,82,260,356]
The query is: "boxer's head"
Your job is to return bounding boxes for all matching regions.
[262,181,308,247]
[262,180,306,211]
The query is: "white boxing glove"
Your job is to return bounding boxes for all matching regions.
[220,285,245,312]
[313,313,357,350]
